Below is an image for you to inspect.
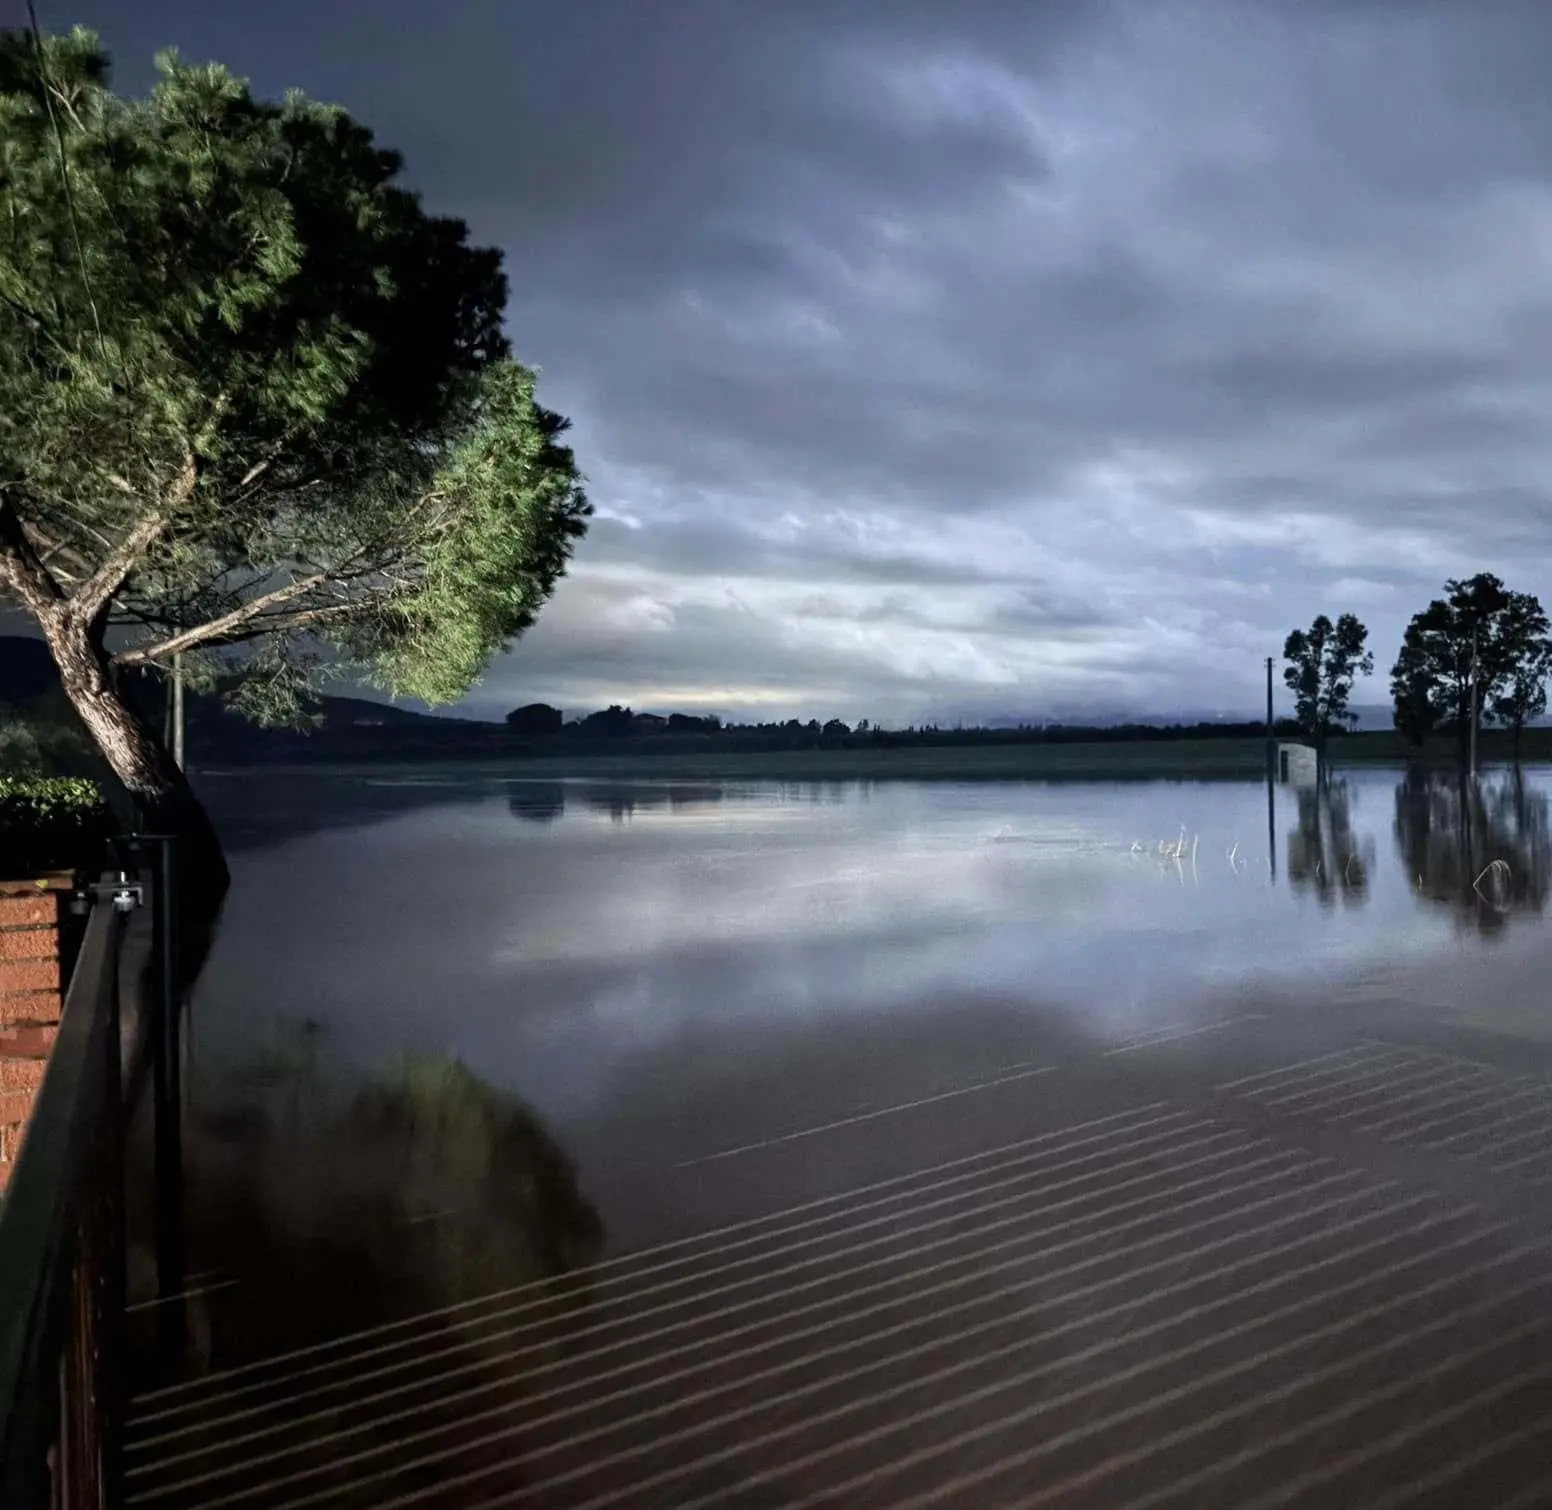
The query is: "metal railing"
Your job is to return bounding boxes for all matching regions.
[0,837,183,1509]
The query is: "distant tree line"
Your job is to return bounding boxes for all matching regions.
[504,699,1304,753]
[1283,571,1552,768]
[500,572,1552,770]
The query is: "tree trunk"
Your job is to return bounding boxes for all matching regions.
[39,613,230,940]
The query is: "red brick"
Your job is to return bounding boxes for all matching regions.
[0,895,56,928]
[0,926,57,963]
[0,1120,25,1164]
[0,1022,57,1055]
[0,993,59,1027]
[0,958,58,995]
[0,1057,47,1092]
[0,1091,33,1124]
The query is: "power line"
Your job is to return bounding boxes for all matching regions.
[25,0,107,360]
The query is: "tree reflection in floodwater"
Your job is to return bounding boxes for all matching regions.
[507,782,567,823]
[1393,767,1552,937]
[576,783,726,823]
[136,1016,605,1497]
[1286,778,1376,910]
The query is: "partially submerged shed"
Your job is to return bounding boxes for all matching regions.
[1276,740,1319,785]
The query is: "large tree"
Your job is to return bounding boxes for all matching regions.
[0,30,590,887]
[1390,639,1439,749]
[1389,574,1552,767]
[504,703,563,738]
[1281,612,1374,771]
[1490,592,1552,762]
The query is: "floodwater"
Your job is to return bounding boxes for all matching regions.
[127,764,1552,1507]
[184,766,1552,1231]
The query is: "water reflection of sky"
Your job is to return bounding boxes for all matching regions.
[192,766,1552,1136]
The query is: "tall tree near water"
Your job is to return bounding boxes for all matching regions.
[1281,613,1374,772]
[1389,574,1552,766]
[0,30,590,890]
[1490,592,1552,762]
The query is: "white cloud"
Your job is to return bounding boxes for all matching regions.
[89,0,1552,724]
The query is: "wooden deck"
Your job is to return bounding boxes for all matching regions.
[123,1032,1552,1509]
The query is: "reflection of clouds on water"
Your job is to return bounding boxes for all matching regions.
[492,823,1121,970]
[194,771,1552,1146]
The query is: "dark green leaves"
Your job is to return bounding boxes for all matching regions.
[0,27,587,721]
[1389,573,1552,752]
[1282,612,1373,746]
[0,773,115,876]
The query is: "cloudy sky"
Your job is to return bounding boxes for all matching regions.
[67,0,1552,725]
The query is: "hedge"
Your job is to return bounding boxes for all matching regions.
[0,776,118,878]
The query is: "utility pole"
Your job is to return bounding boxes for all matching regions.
[1265,655,1274,781]
[1468,628,1479,782]
[172,650,185,771]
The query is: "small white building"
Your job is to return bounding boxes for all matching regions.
[1276,740,1319,785]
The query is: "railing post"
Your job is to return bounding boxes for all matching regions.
[115,833,187,1378]
[92,912,126,1508]
[0,878,140,1508]
[149,838,184,1372]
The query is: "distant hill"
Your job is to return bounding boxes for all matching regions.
[0,634,64,705]
[0,635,507,764]
[1344,704,1396,732]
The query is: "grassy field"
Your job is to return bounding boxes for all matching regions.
[197,727,1552,787]
[463,738,1276,783]
[457,729,1551,784]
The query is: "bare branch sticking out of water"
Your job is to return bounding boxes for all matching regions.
[1473,859,1513,913]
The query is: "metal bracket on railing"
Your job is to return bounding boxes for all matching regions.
[68,875,145,916]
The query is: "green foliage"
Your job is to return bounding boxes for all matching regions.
[0,28,588,721]
[367,365,590,703]
[1390,645,1438,748]
[1389,574,1552,756]
[0,701,92,773]
[1282,613,1374,749]
[1489,593,1552,749]
[0,772,115,874]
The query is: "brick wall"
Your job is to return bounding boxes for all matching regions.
[0,876,73,1196]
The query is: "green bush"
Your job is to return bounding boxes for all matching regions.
[0,702,93,775]
[0,775,117,878]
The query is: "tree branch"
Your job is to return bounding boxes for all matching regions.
[69,507,169,624]
[68,451,200,624]
[211,599,374,645]
[115,599,379,665]
[0,491,66,619]
[20,518,91,582]
[109,563,382,667]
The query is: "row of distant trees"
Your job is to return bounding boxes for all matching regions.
[1284,572,1552,764]
[504,703,879,740]
[504,701,1308,751]
[510,570,1552,763]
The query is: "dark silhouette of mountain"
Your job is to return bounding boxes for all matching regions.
[0,634,64,704]
[1,635,500,763]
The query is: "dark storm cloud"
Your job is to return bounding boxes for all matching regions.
[66,0,1552,722]
[577,517,1044,591]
